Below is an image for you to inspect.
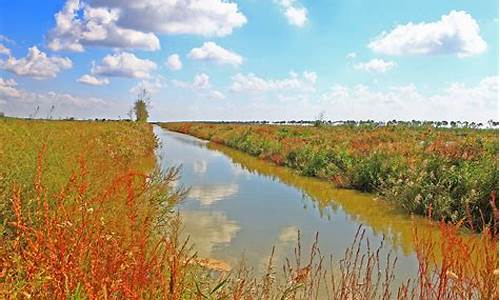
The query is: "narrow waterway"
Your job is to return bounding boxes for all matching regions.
[154,126,438,282]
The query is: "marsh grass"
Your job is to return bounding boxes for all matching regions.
[1,169,497,299]
[0,119,497,299]
[161,122,499,231]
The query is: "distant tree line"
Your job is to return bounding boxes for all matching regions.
[196,119,499,129]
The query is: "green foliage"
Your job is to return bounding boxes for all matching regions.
[162,122,499,230]
[0,119,156,237]
[349,153,397,192]
[133,100,149,123]
[132,88,150,123]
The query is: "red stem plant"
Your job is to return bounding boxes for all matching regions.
[0,134,498,299]
[0,146,190,299]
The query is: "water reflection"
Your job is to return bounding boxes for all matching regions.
[153,126,443,281]
[207,142,436,255]
[189,184,239,206]
[193,160,207,174]
[181,211,240,258]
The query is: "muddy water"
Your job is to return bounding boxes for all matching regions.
[154,126,439,281]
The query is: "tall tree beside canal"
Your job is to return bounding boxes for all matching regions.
[132,88,151,123]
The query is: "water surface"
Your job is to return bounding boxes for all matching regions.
[154,126,438,280]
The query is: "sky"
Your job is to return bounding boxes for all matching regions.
[0,0,498,122]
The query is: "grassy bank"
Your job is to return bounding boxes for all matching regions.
[0,118,184,298]
[0,118,157,233]
[0,118,497,299]
[160,122,499,229]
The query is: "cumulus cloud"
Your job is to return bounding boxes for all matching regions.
[208,90,226,100]
[0,78,21,98]
[193,73,210,89]
[1,46,72,79]
[0,86,126,119]
[0,35,14,44]
[303,71,317,84]
[353,59,396,73]
[0,44,10,56]
[93,0,247,36]
[178,76,496,123]
[48,0,246,52]
[188,42,243,66]
[48,0,160,52]
[172,73,211,89]
[276,0,308,27]
[129,76,167,95]
[91,52,157,79]
[369,10,487,57]
[230,71,317,92]
[320,76,498,122]
[77,74,110,86]
[166,54,182,71]
[171,73,227,100]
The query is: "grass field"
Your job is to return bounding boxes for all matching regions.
[0,118,157,233]
[0,118,497,299]
[161,122,499,230]
[0,118,185,298]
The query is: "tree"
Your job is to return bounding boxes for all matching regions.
[314,111,326,127]
[132,88,151,123]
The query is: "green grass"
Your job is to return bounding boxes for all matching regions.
[161,122,499,229]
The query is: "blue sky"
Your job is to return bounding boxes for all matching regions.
[0,0,498,122]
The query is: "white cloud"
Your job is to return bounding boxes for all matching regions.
[172,73,211,90]
[0,35,14,44]
[48,0,160,52]
[48,0,246,52]
[0,78,21,98]
[173,76,496,123]
[166,54,182,71]
[93,0,247,37]
[91,52,157,79]
[193,73,211,89]
[0,44,10,56]
[303,71,317,84]
[0,87,126,119]
[369,10,487,57]
[77,74,110,86]
[172,73,227,101]
[346,52,357,59]
[1,46,72,79]
[188,42,243,66]
[320,76,498,122]
[276,0,308,27]
[129,76,167,95]
[230,71,317,92]
[353,59,396,73]
[208,90,226,100]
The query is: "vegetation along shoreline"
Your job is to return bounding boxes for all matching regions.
[160,121,499,232]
